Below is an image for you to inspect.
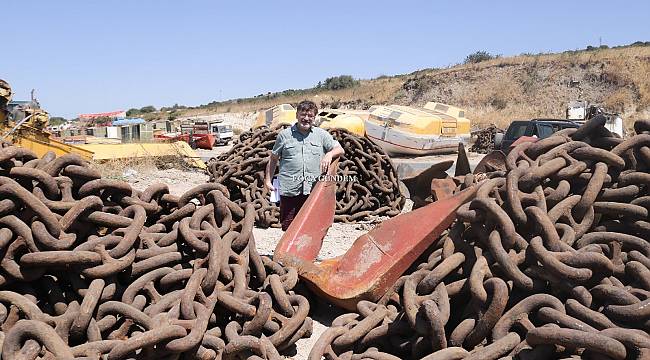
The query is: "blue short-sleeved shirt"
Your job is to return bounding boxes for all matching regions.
[272,125,342,197]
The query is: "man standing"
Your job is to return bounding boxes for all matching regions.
[264,100,344,231]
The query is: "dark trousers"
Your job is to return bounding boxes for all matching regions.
[279,194,309,231]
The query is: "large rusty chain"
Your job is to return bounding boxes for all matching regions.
[310,116,650,360]
[207,126,405,227]
[0,142,312,359]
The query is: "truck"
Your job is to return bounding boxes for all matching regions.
[566,100,624,137]
[210,122,233,146]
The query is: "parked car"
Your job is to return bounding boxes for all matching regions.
[495,119,581,152]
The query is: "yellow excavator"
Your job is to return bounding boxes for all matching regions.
[0,80,94,160]
[1,79,205,168]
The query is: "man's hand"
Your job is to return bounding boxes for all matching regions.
[265,153,279,192]
[264,178,275,191]
[320,153,333,174]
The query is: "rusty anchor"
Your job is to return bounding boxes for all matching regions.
[273,157,478,310]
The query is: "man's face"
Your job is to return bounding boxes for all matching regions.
[296,109,316,132]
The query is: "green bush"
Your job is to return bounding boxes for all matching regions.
[49,117,67,125]
[464,51,497,64]
[320,75,359,90]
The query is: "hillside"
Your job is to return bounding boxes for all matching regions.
[153,45,650,131]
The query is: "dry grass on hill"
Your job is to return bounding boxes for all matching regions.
[160,46,650,131]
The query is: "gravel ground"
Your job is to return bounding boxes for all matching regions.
[123,168,210,195]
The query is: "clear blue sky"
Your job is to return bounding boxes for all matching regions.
[3,0,648,119]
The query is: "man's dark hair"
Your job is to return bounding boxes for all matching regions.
[296,100,318,114]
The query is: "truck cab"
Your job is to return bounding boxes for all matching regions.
[211,123,233,145]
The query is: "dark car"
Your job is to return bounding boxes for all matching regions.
[495,119,581,152]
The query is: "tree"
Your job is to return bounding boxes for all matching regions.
[321,75,359,90]
[139,105,156,113]
[464,51,497,64]
[49,117,67,125]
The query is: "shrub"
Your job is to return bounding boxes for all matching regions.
[49,117,67,125]
[604,88,634,112]
[321,75,359,90]
[464,51,497,64]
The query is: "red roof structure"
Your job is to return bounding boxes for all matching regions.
[78,110,126,119]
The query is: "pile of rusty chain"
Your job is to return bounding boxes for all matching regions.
[328,128,404,223]
[469,124,505,154]
[310,116,650,360]
[207,126,404,227]
[0,145,312,359]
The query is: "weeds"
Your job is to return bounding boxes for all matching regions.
[91,155,191,180]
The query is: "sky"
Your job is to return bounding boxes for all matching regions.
[3,0,649,119]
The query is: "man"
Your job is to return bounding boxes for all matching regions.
[264,100,344,231]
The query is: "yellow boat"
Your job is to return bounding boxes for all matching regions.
[423,102,471,143]
[253,104,296,128]
[317,109,367,136]
[365,103,470,156]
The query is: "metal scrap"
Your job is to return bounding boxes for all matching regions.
[469,124,505,154]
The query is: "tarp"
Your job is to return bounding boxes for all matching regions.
[112,118,145,126]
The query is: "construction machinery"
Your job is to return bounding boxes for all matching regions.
[0,81,94,160]
[0,79,205,168]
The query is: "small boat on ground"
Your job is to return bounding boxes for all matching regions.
[364,104,470,157]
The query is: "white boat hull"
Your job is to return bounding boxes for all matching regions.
[365,120,464,156]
